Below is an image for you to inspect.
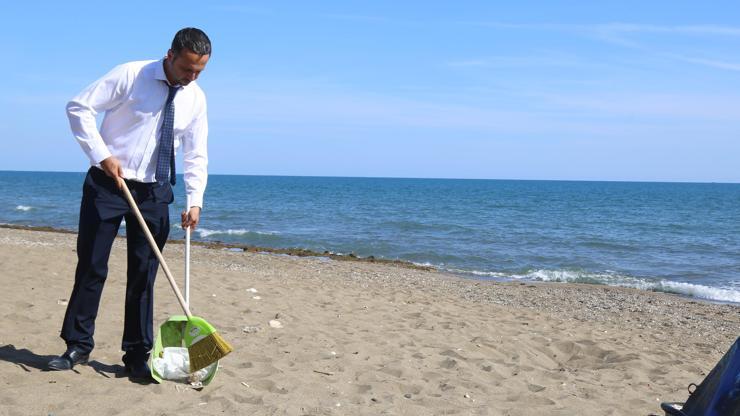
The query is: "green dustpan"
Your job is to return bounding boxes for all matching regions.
[150,315,220,385]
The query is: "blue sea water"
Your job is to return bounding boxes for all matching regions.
[1,171,739,304]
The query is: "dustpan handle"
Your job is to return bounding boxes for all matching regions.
[119,178,193,319]
[185,195,191,307]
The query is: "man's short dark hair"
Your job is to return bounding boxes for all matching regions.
[171,28,211,56]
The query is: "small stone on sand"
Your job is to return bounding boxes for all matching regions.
[269,319,283,328]
[243,325,262,333]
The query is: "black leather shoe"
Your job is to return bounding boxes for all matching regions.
[48,348,90,371]
[123,355,153,382]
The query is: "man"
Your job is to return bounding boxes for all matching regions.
[48,28,211,381]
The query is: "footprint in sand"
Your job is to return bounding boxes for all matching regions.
[439,358,457,369]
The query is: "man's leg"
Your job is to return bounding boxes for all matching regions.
[121,182,172,369]
[54,168,125,368]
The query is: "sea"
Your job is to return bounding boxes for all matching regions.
[1,171,739,304]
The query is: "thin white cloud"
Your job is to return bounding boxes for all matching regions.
[667,54,740,71]
[457,21,740,72]
[594,23,740,36]
[537,91,740,120]
[447,54,591,69]
[206,4,271,14]
[461,21,740,37]
[317,13,395,23]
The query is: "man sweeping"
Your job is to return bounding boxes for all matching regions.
[48,28,211,381]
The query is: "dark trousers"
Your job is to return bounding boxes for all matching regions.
[60,167,173,360]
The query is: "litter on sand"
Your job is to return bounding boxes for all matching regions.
[152,347,217,387]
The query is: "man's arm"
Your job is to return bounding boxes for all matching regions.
[66,64,131,185]
[181,99,208,230]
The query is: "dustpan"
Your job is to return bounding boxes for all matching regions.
[150,316,219,385]
[150,196,220,385]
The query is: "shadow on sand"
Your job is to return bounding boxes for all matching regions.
[0,344,131,380]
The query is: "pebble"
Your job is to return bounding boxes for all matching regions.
[269,319,283,328]
[252,296,261,300]
[246,288,258,293]
[242,325,262,333]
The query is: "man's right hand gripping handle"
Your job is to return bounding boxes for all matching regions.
[100,156,124,189]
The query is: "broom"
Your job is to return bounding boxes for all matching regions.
[119,179,233,372]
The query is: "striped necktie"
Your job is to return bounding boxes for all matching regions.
[156,84,179,185]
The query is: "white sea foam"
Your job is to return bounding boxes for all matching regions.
[196,228,279,238]
[515,269,740,304]
[444,267,740,304]
[445,267,508,278]
[15,205,32,211]
[652,280,740,304]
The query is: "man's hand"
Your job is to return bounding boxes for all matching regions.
[100,156,124,189]
[181,206,201,230]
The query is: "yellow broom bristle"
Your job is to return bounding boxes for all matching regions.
[188,332,234,372]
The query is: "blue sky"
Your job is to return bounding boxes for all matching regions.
[2,1,739,182]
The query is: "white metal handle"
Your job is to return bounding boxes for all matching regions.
[185,195,191,308]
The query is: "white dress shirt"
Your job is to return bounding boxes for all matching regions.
[66,59,208,208]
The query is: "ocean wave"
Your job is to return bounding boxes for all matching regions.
[15,205,33,211]
[196,228,280,238]
[517,269,740,304]
[444,267,509,278]
[446,267,740,304]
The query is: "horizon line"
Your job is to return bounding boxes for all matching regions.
[1,169,738,185]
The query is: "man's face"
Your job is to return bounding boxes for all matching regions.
[166,49,210,86]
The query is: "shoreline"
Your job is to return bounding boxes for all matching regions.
[2,222,737,306]
[1,226,737,337]
[0,226,738,415]
[0,223,435,271]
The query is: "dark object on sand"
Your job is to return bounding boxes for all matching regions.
[661,336,740,416]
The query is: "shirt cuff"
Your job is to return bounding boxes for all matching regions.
[188,192,204,209]
[88,144,112,165]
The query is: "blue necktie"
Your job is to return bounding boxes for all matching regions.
[156,84,179,185]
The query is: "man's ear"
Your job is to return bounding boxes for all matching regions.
[166,49,175,61]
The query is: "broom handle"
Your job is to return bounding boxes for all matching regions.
[185,195,191,307]
[119,178,193,319]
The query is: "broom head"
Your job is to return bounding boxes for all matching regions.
[184,316,234,372]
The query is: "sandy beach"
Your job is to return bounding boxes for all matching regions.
[0,227,737,416]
